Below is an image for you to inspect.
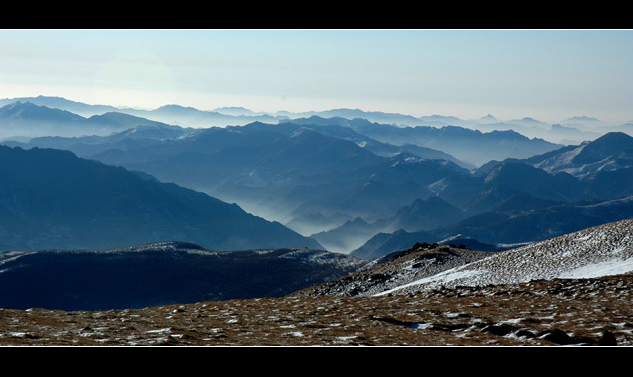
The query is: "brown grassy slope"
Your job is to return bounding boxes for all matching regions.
[1,272,631,346]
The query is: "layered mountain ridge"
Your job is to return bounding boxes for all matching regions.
[0,145,321,252]
[2,97,633,260]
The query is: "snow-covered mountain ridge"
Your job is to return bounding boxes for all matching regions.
[378,218,633,295]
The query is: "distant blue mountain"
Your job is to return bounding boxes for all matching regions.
[0,102,172,138]
[350,229,439,259]
[0,145,322,251]
[316,117,561,166]
[0,95,119,117]
[3,98,632,259]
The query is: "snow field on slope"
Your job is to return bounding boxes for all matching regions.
[374,219,633,295]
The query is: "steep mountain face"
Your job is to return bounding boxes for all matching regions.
[0,241,367,311]
[0,145,321,251]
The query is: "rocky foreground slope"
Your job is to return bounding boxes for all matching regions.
[2,219,633,346]
[1,273,631,346]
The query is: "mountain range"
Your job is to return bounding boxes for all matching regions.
[0,145,321,251]
[2,97,633,259]
[3,95,631,143]
[2,94,633,335]
[349,133,633,257]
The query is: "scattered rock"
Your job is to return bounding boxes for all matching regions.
[481,324,517,336]
[538,329,575,345]
[599,330,617,346]
[515,329,536,338]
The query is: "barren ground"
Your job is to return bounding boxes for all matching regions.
[1,273,632,346]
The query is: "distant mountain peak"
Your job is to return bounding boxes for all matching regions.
[566,116,600,123]
[479,114,497,121]
[213,106,256,116]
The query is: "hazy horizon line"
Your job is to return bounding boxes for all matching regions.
[2,92,631,126]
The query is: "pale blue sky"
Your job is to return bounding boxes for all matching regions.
[1,29,632,123]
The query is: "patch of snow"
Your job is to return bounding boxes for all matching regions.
[500,318,525,325]
[253,249,275,255]
[336,335,357,341]
[146,327,171,334]
[374,268,487,296]
[558,256,633,279]
[410,323,433,329]
[427,179,448,195]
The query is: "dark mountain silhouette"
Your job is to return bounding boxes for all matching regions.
[0,145,322,251]
[0,241,366,311]
[350,229,439,259]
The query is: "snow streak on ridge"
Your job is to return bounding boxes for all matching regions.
[376,218,633,296]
